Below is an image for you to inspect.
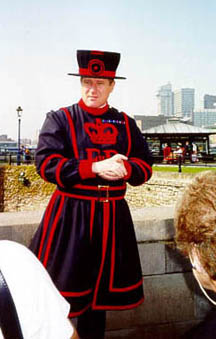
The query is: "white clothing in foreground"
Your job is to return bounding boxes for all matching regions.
[0,240,73,339]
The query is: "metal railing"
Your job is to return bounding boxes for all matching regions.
[0,154,35,165]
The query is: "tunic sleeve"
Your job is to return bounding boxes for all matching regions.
[124,117,153,186]
[36,110,96,188]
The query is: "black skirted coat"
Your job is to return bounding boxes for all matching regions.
[30,99,153,317]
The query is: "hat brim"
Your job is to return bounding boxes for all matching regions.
[67,73,126,80]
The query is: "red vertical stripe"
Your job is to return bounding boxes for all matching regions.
[131,157,152,174]
[109,201,116,291]
[38,190,58,260]
[90,200,95,241]
[61,107,79,159]
[56,158,68,187]
[92,203,110,307]
[43,195,65,267]
[131,158,147,181]
[40,154,63,181]
[109,201,143,292]
[130,157,153,182]
[123,113,131,157]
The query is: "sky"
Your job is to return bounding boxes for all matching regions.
[1,0,216,141]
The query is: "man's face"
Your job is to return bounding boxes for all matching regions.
[81,77,115,108]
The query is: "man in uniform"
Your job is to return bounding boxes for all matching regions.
[30,50,153,338]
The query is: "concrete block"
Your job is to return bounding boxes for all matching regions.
[0,225,12,240]
[107,273,195,330]
[0,210,42,227]
[165,244,192,273]
[106,320,199,339]
[134,218,174,243]
[138,243,165,275]
[106,325,179,339]
[12,224,38,247]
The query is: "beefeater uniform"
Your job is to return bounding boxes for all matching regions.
[30,50,153,318]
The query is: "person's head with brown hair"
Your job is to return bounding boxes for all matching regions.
[175,170,216,298]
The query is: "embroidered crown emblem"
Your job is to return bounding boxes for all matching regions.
[84,119,118,144]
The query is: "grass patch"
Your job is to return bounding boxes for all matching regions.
[153,165,216,174]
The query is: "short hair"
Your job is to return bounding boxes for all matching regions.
[175,170,216,280]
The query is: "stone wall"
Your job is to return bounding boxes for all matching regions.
[0,167,5,212]
[1,165,54,212]
[0,165,193,212]
[126,171,192,208]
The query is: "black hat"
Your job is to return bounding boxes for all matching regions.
[68,50,126,79]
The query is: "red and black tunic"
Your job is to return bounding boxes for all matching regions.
[30,99,153,317]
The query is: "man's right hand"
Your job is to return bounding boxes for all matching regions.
[92,154,128,181]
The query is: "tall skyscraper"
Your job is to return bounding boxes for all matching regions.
[204,94,216,109]
[156,83,173,116]
[174,88,195,119]
[193,109,216,127]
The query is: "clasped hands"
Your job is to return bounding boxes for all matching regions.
[92,154,128,181]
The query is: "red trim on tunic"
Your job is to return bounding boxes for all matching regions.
[43,195,65,267]
[130,157,152,182]
[109,201,143,292]
[132,158,153,175]
[93,297,144,311]
[68,303,92,318]
[79,160,96,179]
[92,203,110,308]
[61,107,79,159]
[56,158,68,187]
[109,200,116,291]
[111,279,143,293]
[130,158,147,181]
[38,191,58,260]
[78,99,109,115]
[61,289,92,297]
[122,113,132,157]
[123,160,132,181]
[57,191,125,201]
[90,200,95,241]
[40,154,64,182]
[73,184,126,191]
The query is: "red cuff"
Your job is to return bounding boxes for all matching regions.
[79,160,97,180]
[123,160,132,181]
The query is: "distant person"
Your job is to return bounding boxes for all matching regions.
[184,141,192,162]
[163,143,172,162]
[24,149,31,164]
[0,240,77,339]
[191,142,198,163]
[30,49,153,338]
[175,171,216,338]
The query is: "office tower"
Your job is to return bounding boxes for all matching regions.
[156,83,174,116]
[174,88,195,119]
[204,94,216,109]
[193,109,216,127]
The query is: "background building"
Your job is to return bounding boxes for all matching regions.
[174,88,195,119]
[156,83,174,116]
[193,109,216,127]
[134,115,168,131]
[204,94,216,109]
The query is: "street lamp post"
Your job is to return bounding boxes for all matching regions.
[16,106,23,166]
